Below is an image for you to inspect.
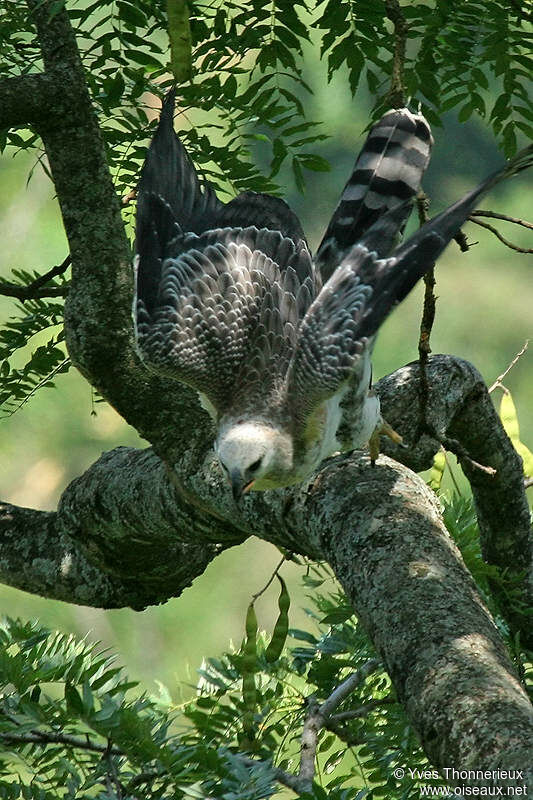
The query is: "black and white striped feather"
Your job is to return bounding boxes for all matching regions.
[315,108,433,282]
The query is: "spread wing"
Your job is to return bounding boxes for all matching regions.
[287,142,533,424]
[134,92,319,416]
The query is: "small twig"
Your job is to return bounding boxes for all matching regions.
[468,216,533,254]
[525,477,533,490]
[416,192,435,436]
[471,210,533,230]
[298,696,321,790]
[251,555,286,603]
[0,730,122,755]
[440,435,497,477]
[297,659,381,791]
[384,0,407,107]
[319,659,380,719]
[0,255,71,300]
[489,340,529,393]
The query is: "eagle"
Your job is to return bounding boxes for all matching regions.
[134,91,531,500]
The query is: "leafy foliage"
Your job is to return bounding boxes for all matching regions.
[1,0,532,413]
[1,494,529,797]
[0,286,69,417]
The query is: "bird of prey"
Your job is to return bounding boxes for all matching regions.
[134,92,531,500]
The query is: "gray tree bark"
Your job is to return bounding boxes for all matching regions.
[0,0,532,788]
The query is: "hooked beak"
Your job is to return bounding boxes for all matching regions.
[231,470,255,502]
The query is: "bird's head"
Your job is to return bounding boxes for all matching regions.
[215,419,295,500]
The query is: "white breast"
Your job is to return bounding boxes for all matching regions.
[320,386,348,460]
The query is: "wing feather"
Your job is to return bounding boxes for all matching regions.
[134,92,318,415]
[288,143,533,425]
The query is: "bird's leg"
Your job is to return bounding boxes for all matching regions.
[369,419,405,466]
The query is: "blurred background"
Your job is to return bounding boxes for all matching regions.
[0,40,531,698]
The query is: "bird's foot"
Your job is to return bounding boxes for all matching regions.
[369,419,405,466]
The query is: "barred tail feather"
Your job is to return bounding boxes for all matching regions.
[316,108,433,281]
[357,143,533,339]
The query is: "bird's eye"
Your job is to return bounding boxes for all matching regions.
[249,458,262,474]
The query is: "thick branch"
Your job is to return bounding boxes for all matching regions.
[1,448,247,610]
[314,458,533,785]
[1,362,532,773]
[0,502,128,607]
[377,355,533,643]
[2,355,530,625]
[0,73,61,128]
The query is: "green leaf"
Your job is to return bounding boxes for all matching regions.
[499,392,533,478]
[64,683,84,715]
[458,102,474,122]
[117,1,147,28]
[292,156,305,193]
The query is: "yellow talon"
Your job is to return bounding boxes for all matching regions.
[379,419,404,445]
[369,419,404,466]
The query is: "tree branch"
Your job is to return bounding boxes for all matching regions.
[298,696,321,789]
[416,191,436,435]
[316,458,533,787]
[471,210,533,230]
[384,0,408,107]
[377,355,533,645]
[318,659,380,719]
[0,284,68,299]
[0,730,122,756]
[0,73,62,128]
[468,216,533,254]
[489,339,529,393]
[1,447,246,611]
[0,256,71,300]
[0,357,531,775]
[0,501,129,608]
[297,659,382,789]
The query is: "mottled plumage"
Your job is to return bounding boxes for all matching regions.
[134,92,532,499]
